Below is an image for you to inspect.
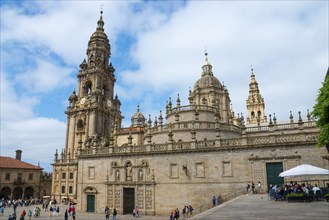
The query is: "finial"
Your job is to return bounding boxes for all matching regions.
[100,4,103,15]
[289,111,294,123]
[307,109,311,121]
[251,65,254,76]
[97,8,104,29]
[137,104,140,112]
[204,49,209,64]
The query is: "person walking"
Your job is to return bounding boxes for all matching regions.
[105,206,110,220]
[27,209,32,220]
[112,208,117,220]
[64,209,68,220]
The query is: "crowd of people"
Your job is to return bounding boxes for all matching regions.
[169,204,193,220]
[104,206,117,220]
[268,181,327,201]
[0,197,78,220]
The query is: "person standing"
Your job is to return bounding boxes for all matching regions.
[258,181,262,194]
[64,209,68,220]
[27,209,32,220]
[212,196,216,206]
[246,183,250,194]
[112,208,117,220]
[105,206,110,220]
[252,182,255,194]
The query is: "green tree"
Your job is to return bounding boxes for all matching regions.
[312,68,329,152]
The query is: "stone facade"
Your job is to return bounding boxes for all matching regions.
[52,11,329,216]
[0,150,50,200]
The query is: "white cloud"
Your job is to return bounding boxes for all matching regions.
[15,59,75,93]
[0,1,327,171]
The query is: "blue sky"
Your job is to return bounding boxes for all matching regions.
[1,0,328,172]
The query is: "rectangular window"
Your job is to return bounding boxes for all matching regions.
[17,173,22,182]
[69,186,73,194]
[5,173,10,180]
[195,162,205,178]
[61,186,66,194]
[29,173,33,180]
[222,161,233,177]
[88,167,95,179]
[169,163,179,178]
[69,172,74,179]
[62,173,66,179]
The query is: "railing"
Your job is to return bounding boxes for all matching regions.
[170,105,218,113]
[78,131,317,157]
[13,179,26,185]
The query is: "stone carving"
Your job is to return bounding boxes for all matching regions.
[137,187,144,208]
[138,169,143,181]
[107,186,113,208]
[126,162,132,181]
[146,189,152,209]
[115,189,120,208]
[115,170,120,181]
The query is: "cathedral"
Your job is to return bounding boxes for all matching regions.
[51,12,329,216]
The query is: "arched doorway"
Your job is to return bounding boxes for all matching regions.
[0,187,11,199]
[25,187,34,199]
[83,187,97,213]
[13,187,23,199]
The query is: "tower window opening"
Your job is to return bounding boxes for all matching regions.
[258,111,262,118]
[251,111,255,120]
[90,55,94,65]
[102,85,107,96]
[77,119,84,130]
[85,81,92,96]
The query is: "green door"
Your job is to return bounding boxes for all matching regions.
[87,195,95,212]
[266,162,284,190]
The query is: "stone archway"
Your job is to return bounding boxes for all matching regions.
[25,187,34,199]
[0,187,11,199]
[13,187,23,199]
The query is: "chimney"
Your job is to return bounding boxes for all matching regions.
[16,150,22,161]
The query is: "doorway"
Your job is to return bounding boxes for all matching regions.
[86,195,95,212]
[123,188,135,214]
[266,162,284,189]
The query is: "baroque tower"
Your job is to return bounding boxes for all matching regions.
[246,68,267,125]
[51,11,122,202]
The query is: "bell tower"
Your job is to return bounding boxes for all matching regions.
[52,11,122,203]
[246,68,267,125]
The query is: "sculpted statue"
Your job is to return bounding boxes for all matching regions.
[126,162,132,181]
[115,170,120,181]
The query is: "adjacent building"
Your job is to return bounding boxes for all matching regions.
[51,11,329,216]
[0,150,51,200]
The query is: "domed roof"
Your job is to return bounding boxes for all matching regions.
[194,74,221,90]
[194,53,222,90]
[87,11,110,52]
[131,105,145,125]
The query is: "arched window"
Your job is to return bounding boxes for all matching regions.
[85,81,92,95]
[251,111,255,120]
[102,85,107,96]
[257,111,262,119]
[77,119,84,130]
[90,55,94,65]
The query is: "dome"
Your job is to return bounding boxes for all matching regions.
[131,105,145,126]
[194,74,222,90]
[193,52,222,90]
